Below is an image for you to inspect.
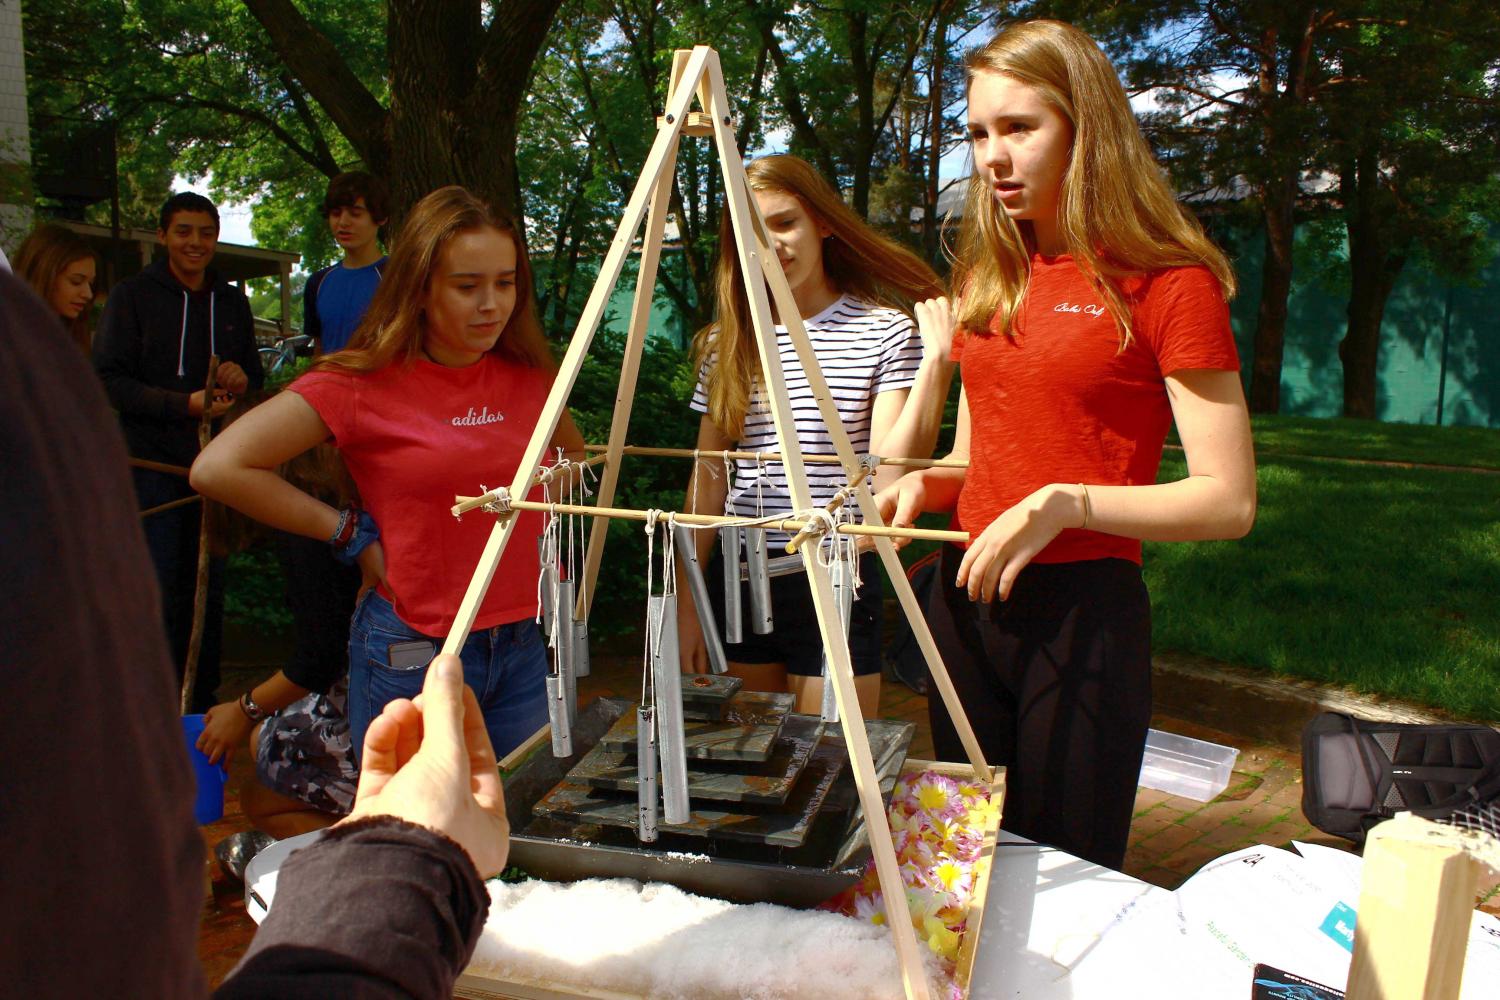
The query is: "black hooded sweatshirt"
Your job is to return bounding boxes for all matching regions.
[93,257,265,467]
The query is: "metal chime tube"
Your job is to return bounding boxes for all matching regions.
[636,705,659,843]
[538,536,556,634]
[556,579,577,727]
[572,618,591,678]
[745,527,774,635]
[672,522,728,675]
[819,549,856,723]
[546,669,572,757]
[720,526,743,643]
[649,593,691,824]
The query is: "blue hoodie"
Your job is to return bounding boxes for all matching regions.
[93,258,264,466]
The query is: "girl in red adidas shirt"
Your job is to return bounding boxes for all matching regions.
[193,186,583,762]
[878,20,1256,869]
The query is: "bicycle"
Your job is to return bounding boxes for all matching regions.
[258,333,315,375]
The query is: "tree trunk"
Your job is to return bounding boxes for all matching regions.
[245,0,564,231]
[922,3,950,264]
[1338,148,1406,419]
[1247,9,1317,415]
[1249,175,1295,413]
[848,10,873,216]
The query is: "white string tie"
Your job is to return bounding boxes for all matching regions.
[479,485,512,514]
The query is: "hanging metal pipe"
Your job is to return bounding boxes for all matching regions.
[636,705,659,843]
[721,526,743,644]
[649,593,691,824]
[673,522,729,674]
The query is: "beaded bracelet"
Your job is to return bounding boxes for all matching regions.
[328,507,358,548]
[333,510,380,566]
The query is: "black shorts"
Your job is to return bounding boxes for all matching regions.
[705,550,884,677]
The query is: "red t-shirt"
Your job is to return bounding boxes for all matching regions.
[952,255,1239,565]
[292,355,552,634]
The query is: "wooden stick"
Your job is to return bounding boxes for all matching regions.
[451,495,970,544]
[578,49,689,621]
[129,457,193,477]
[705,52,932,1000]
[582,443,969,470]
[438,46,713,658]
[140,493,203,518]
[180,356,219,715]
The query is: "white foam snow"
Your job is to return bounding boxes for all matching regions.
[468,877,940,999]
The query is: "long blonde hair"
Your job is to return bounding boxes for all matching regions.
[317,185,553,374]
[955,20,1235,344]
[693,155,943,438]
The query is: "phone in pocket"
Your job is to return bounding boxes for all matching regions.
[387,639,436,671]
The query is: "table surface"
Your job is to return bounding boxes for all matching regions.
[967,832,1174,998]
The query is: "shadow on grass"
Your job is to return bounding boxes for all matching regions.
[1146,453,1500,720]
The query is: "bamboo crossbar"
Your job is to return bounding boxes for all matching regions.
[130,457,192,477]
[452,494,969,545]
[582,443,968,470]
[140,494,203,518]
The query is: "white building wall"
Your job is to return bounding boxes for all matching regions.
[0,0,32,251]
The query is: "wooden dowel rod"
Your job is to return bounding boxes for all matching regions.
[181,356,219,715]
[130,457,192,477]
[582,443,968,470]
[452,494,969,544]
[451,455,608,517]
[140,494,203,518]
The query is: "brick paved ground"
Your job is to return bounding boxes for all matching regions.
[195,637,1498,987]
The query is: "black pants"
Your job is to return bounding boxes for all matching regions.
[926,545,1152,870]
[706,550,884,677]
[133,467,224,713]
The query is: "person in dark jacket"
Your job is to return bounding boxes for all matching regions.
[2,268,499,999]
[93,191,265,711]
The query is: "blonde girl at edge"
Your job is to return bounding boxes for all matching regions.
[878,21,1255,870]
[679,154,954,717]
[193,186,584,762]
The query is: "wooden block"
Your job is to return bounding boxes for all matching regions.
[654,110,717,136]
[1346,814,1481,1000]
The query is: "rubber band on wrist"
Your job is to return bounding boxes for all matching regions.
[1078,483,1092,530]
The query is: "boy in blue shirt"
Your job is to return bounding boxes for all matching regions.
[303,171,388,353]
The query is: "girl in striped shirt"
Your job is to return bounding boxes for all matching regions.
[678,154,953,716]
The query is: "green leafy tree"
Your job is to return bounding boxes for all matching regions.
[1318,8,1499,418]
[1039,0,1340,415]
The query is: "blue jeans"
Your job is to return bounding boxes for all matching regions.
[347,591,549,764]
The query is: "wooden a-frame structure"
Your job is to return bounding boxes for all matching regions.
[442,46,996,1000]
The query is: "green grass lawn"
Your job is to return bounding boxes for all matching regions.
[1146,434,1500,720]
[1171,414,1500,471]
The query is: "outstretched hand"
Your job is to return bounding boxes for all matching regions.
[343,654,510,877]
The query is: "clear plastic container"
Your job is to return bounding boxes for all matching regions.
[1138,728,1240,802]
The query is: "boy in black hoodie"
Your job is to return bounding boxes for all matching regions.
[94,192,264,711]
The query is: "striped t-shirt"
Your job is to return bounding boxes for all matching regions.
[691,295,922,542]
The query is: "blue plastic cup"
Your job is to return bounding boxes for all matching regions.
[181,714,230,824]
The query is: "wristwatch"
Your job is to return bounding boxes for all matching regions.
[239,692,269,724]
